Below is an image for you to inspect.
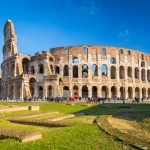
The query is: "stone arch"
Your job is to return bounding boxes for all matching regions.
[55,66,60,74]
[22,58,29,73]
[92,86,97,98]
[101,86,108,98]
[29,77,36,97]
[73,65,78,78]
[148,88,150,99]
[38,86,43,99]
[91,64,98,76]
[73,57,79,64]
[127,66,132,77]
[47,85,53,97]
[30,66,35,74]
[63,86,69,97]
[111,86,117,98]
[111,66,116,79]
[142,88,146,99]
[141,69,146,81]
[82,64,88,78]
[49,57,54,63]
[135,87,140,99]
[120,86,125,99]
[10,85,14,99]
[101,64,107,76]
[141,61,145,67]
[16,85,21,98]
[128,87,133,99]
[135,67,139,79]
[63,65,69,76]
[82,86,88,98]
[147,70,150,82]
[73,85,79,98]
[119,66,125,79]
[38,64,44,74]
[110,57,116,64]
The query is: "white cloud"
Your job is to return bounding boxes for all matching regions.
[81,0,101,16]
[118,29,130,37]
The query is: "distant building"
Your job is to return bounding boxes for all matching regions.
[0,20,150,100]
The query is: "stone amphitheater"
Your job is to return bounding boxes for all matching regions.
[0,20,150,101]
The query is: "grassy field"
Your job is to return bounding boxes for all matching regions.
[0,102,149,150]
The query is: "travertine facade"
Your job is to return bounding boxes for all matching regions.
[0,20,150,100]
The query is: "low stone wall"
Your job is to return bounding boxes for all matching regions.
[0,105,39,112]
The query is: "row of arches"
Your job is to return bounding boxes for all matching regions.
[62,65,150,82]
[29,80,150,100]
[22,57,150,82]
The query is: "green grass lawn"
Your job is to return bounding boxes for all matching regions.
[0,102,149,150]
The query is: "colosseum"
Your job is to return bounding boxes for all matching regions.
[0,20,150,101]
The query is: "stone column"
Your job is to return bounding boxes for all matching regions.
[98,86,101,97]
[21,82,24,100]
[125,87,128,100]
[78,86,82,97]
[88,86,92,98]
[78,65,82,78]
[13,83,16,100]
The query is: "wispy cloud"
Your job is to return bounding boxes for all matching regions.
[81,0,101,16]
[118,29,130,37]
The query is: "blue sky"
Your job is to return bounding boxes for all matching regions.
[0,0,149,63]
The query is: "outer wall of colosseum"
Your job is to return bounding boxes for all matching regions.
[0,20,150,100]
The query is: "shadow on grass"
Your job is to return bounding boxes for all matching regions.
[76,103,150,122]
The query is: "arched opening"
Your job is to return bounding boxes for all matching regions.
[120,86,125,99]
[102,86,108,98]
[29,78,36,97]
[101,64,107,76]
[147,70,150,82]
[49,57,54,63]
[128,87,132,99]
[119,66,125,79]
[38,86,43,99]
[91,64,98,76]
[10,85,14,99]
[73,65,78,78]
[148,88,150,99]
[127,67,132,78]
[142,88,146,99]
[82,64,88,78]
[111,66,116,79]
[50,65,53,74]
[38,64,44,74]
[55,66,60,74]
[73,57,79,64]
[59,78,63,85]
[48,85,52,97]
[111,86,117,98]
[63,86,69,98]
[30,66,35,74]
[82,86,88,98]
[141,69,146,81]
[73,85,79,98]
[63,65,69,76]
[141,61,145,67]
[110,57,116,64]
[135,87,140,99]
[16,85,21,98]
[22,58,29,74]
[92,86,97,98]
[111,86,117,99]
[135,67,139,79]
